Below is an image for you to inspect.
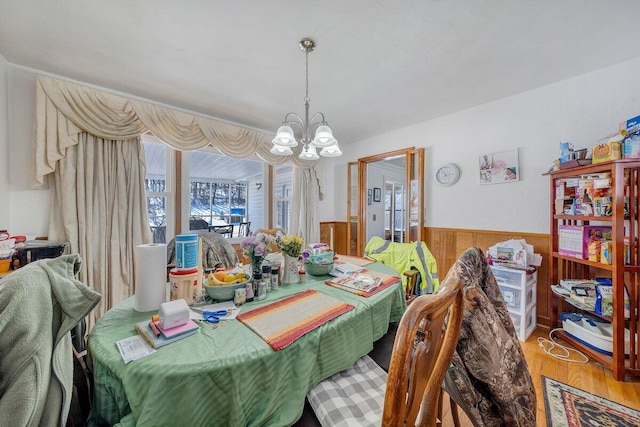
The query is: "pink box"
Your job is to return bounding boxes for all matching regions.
[558,225,611,259]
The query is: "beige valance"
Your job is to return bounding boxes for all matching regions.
[35,75,316,185]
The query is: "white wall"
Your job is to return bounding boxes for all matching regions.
[321,56,640,234]
[5,57,640,236]
[366,161,404,242]
[0,55,9,230]
[7,66,50,236]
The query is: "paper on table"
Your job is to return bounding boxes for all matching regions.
[116,335,155,364]
[329,262,365,277]
[190,300,241,320]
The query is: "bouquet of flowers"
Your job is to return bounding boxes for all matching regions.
[277,234,304,258]
[240,233,275,271]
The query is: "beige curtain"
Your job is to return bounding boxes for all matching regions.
[34,75,324,318]
[47,133,150,325]
[35,75,319,186]
[290,166,325,244]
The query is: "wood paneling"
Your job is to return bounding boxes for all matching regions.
[327,222,551,327]
[319,222,347,255]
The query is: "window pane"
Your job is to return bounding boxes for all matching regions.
[189,150,262,236]
[143,139,170,243]
[275,164,292,233]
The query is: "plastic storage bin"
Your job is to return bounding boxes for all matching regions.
[509,306,536,342]
[490,265,537,341]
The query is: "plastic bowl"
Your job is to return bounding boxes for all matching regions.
[304,261,334,276]
[306,251,335,265]
[203,281,248,301]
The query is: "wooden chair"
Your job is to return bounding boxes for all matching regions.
[403,269,420,305]
[210,224,234,238]
[307,273,464,427]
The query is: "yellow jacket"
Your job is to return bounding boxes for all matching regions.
[364,236,439,294]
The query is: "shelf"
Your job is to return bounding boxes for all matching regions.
[554,214,612,222]
[548,160,640,380]
[554,330,613,368]
[551,252,614,271]
[551,287,611,322]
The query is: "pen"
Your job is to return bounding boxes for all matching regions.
[148,320,161,337]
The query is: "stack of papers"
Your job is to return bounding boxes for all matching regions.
[326,271,382,293]
[329,262,365,277]
[134,320,199,349]
[487,239,542,269]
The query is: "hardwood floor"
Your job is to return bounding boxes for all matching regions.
[439,327,640,426]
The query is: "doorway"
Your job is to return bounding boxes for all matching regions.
[347,147,424,256]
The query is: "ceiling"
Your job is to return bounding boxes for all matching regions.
[3,1,640,145]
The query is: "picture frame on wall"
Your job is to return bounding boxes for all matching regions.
[479,149,519,185]
[373,187,381,202]
[368,194,372,205]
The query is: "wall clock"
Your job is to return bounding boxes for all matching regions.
[435,163,461,186]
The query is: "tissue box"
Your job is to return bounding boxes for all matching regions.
[592,142,621,164]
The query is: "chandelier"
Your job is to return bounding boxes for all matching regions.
[271,38,342,159]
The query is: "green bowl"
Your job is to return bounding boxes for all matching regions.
[304,261,334,276]
[203,281,248,301]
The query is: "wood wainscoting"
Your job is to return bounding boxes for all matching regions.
[322,222,550,328]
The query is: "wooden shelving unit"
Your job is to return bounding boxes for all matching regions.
[548,159,640,380]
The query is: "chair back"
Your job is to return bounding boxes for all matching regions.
[253,228,286,252]
[238,222,251,237]
[253,227,286,237]
[382,273,464,427]
[211,224,234,238]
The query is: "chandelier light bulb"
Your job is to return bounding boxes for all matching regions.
[272,125,298,147]
[270,144,294,156]
[311,125,337,147]
[320,143,342,157]
[299,144,320,160]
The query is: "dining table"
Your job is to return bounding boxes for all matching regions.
[87,261,406,427]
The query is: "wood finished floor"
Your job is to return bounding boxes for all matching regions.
[438,327,640,426]
[294,327,640,426]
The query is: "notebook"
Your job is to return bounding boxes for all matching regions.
[134,320,199,349]
[155,319,199,339]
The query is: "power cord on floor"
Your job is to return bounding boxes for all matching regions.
[537,328,590,363]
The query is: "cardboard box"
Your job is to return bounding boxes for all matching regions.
[623,137,640,159]
[558,225,611,259]
[592,142,621,164]
[600,240,612,264]
[619,114,640,134]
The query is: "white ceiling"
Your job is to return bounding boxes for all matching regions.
[3,1,640,145]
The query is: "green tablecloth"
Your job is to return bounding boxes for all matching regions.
[88,263,406,427]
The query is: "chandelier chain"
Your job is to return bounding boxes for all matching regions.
[304,48,310,103]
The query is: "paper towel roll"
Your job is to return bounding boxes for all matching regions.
[134,243,167,312]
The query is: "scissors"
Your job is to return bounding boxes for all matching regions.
[202,310,230,324]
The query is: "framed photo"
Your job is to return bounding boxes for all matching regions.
[479,149,519,185]
[368,194,372,205]
[373,187,381,202]
[368,189,372,197]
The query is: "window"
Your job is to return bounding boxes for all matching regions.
[274,164,293,232]
[189,150,260,236]
[143,139,292,240]
[142,136,174,243]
